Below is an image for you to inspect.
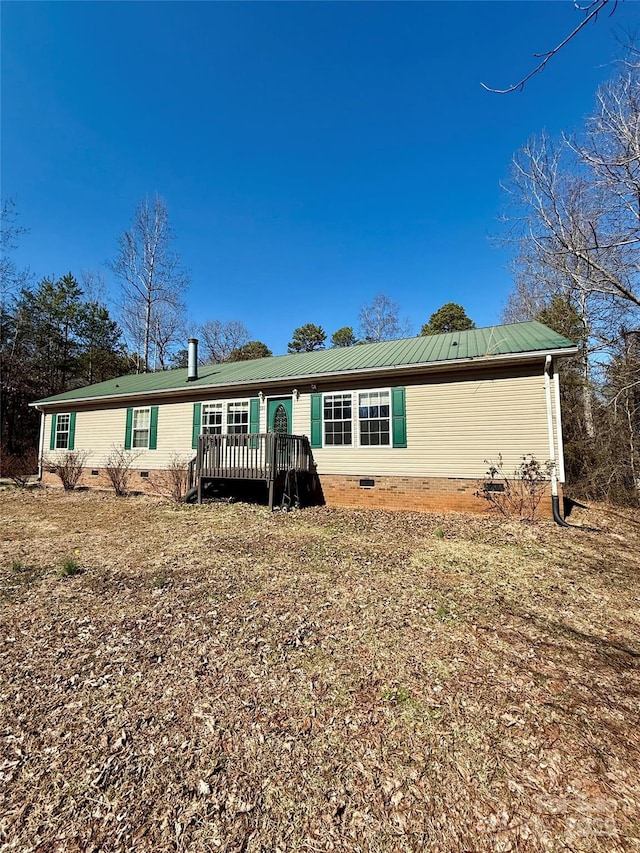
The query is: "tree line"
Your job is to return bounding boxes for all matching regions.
[0,195,474,469]
[8,33,640,511]
[284,299,475,353]
[501,48,640,505]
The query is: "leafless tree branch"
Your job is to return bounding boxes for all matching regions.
[482,0,618,94]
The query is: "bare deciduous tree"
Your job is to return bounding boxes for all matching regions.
[501,56,640,502]
[358,293,411,343]
[482,0,618,95]
[200,319,251,364]
[0,199,30,301]
[108,195,189,372]
[151,301,187,371]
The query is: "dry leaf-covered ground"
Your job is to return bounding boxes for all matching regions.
[0,488,639,853]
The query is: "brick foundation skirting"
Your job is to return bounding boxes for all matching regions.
[41,468,170,495]
[319,474,558,518]
[41,469,559,519]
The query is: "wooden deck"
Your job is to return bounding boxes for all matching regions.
[190,433,316,510]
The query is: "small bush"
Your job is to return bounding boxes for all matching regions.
[45,451,88,491]
[151,571,170,589]
[475,454,553,522]
[60,556,83,577]
[104,445,141,497]
[149,454,190,503]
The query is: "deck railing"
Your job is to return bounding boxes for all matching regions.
[196,433,313,482]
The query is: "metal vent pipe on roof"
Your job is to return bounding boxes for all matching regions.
[187,338,198,381]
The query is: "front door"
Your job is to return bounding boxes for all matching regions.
[267,397,293,434]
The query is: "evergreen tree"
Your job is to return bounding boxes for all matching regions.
[227,341,272,361]
[331,326,357,347]
[17,273,84,396]
[77,301,130,385]
[1,274,129,459]
[421,303,475,335]
[287,324,326,353]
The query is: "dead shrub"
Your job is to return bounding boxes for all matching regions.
[475,454,553,522]
[104,445,141,497]
[1,448,37,486]
[149,453,190,503]
[44,450,88,491]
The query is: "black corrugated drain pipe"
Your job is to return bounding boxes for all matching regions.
[552,494,570,527]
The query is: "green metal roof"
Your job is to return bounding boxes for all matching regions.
[33,321,577,406]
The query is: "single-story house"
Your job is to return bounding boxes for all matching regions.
[31,321,577,516]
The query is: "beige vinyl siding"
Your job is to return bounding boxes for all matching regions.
[293,371,554,479]
[42,393,269,470]
[41,362,562,481]
[44,403,196,470]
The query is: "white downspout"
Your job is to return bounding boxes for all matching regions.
[544,356,557,492]
[36,407,45,480]
[553,368,565,483]
[545,355,568,525]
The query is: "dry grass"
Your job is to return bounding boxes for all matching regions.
[0,488,639,852]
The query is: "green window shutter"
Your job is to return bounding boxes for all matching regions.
[192,402,202,449]
[124,408,133,450]
[310,393,322,449]
[149,406,159,450]
[68,412,76,450]
[49,414,58,451]
[249,398,260,433]
[391,387,407,448]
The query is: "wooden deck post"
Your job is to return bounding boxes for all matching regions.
[268,432,277,511]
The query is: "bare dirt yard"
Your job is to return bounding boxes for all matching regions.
[0,488,639,853]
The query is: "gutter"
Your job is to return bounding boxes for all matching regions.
[30,345,580,410]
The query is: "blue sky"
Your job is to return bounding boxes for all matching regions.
[2,1,638,355]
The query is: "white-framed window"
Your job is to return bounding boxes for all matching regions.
[227,401,249,434]
[324,393,352,446]
[55,413,71,449]
[321,389,392,447]
[202,402,223,434]
[358,390,390,447]
[132,407,151,449]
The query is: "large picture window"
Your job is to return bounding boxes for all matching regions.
[358,391,390,446]
[312,387,404,450]
[324,393,352,446]
[132,408,151,448]
[202,402,223,434]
